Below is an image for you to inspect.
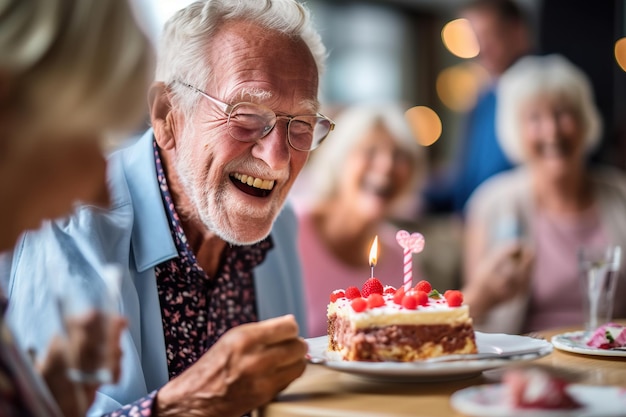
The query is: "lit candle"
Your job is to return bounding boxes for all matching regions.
[369,235,379,278]
[395,230,425,291]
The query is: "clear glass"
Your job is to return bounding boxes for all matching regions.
[177,81,334,151]
[578,245,622,334]
[55,263,122,384]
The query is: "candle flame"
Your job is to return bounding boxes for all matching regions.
[369,235,379,267]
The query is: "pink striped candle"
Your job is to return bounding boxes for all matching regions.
[395,230,425,292]
[402,248,412,291]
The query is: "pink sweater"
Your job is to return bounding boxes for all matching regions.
[466,166,626,334]
[525,206,609,332]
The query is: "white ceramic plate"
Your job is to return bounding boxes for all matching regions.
[450,383,626,417]
[306,332,553,382]
[551,331,626,358]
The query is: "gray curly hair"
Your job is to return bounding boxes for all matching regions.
[496,54,602,164]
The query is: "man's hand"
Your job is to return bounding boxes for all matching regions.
[154,314,307,417]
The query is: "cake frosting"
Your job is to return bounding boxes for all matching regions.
[327,278,477,361]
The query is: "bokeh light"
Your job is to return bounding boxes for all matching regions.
[441,18,479,59]
[436,62,489,112]
[615,37,626,72]
[404,106,442,146]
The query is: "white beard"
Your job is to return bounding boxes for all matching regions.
[172,130,278,245]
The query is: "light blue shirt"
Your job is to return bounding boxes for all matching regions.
[2,129,306,415]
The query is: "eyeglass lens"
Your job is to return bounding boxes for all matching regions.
[227,103,331,151]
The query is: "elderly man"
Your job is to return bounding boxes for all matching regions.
[3,0,333,416]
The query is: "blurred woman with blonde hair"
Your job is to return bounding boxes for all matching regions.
[294,103,426,337]
[463,54,626,334]
[0,0,152,415]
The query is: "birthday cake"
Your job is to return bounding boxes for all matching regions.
[327,278,477,361]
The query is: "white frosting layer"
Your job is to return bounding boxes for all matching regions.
[328,293,470,327]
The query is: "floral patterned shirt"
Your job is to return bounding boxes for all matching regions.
[107,141,270,416]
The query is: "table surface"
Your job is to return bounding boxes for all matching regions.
[258,324,626,417]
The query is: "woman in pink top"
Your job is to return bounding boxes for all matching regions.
[464,54,626,334]
[294,103,426,337]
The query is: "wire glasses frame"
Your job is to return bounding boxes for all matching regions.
[176,81,334,151]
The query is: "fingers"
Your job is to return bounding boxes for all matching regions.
[219,318,306,379]
[237,336,308,376]
[64,310,113,377]
[234,314,299,345]
[40,336,91,417]
[155,317,307,417]
[108,315,127,383]
[262,354,307,394]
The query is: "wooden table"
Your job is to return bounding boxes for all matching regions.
[258,325,626,417]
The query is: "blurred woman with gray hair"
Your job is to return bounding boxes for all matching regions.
[0,0,152,415]
[294,103,426,337]
[462,54,626,334]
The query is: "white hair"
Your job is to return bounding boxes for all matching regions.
[496,54,602,164]
[0,0,153,141]
[306,103,426,205]
[156,0,327,119]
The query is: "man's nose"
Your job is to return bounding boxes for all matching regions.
[250,120,291,171]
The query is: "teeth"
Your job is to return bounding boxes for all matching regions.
[232,173,275,190]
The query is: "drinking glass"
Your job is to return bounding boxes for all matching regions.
[578,245,622,334]
[55,263,122,385]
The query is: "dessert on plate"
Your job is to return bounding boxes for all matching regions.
[586,322,626,349]
[327,277,477,361]
[504,366,581,410]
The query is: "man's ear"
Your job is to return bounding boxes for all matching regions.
[149,82,176,150]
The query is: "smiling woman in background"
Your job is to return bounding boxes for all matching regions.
[294,103,426,337]
[463,54,626,334]
[0,0,152,415]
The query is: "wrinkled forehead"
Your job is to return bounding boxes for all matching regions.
[206,20,319,111]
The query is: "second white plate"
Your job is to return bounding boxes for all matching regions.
[306,332,553,382]
[551,331,626,357]
[450,383,626,417]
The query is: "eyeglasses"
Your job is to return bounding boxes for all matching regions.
[177,81,334,151]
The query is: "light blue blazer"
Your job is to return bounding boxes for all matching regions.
[3,130,306,415]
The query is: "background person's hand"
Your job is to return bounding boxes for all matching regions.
[39,313,127,417]
[464,241,534,321]
[39,335,91,417]
[154,314,307,417]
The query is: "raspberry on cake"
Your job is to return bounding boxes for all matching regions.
[327,278,477,362]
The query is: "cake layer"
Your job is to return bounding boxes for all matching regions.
[328,314,476,361]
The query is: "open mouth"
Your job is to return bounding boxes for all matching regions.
[230,173,275,198]
[362,180,394,199]
[537,141,571,159]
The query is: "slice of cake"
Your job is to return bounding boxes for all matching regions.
[327,278,477,362]
[504,367,581,410]
[586,323,626,349]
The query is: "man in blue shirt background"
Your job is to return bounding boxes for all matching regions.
[425,0,532,214]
